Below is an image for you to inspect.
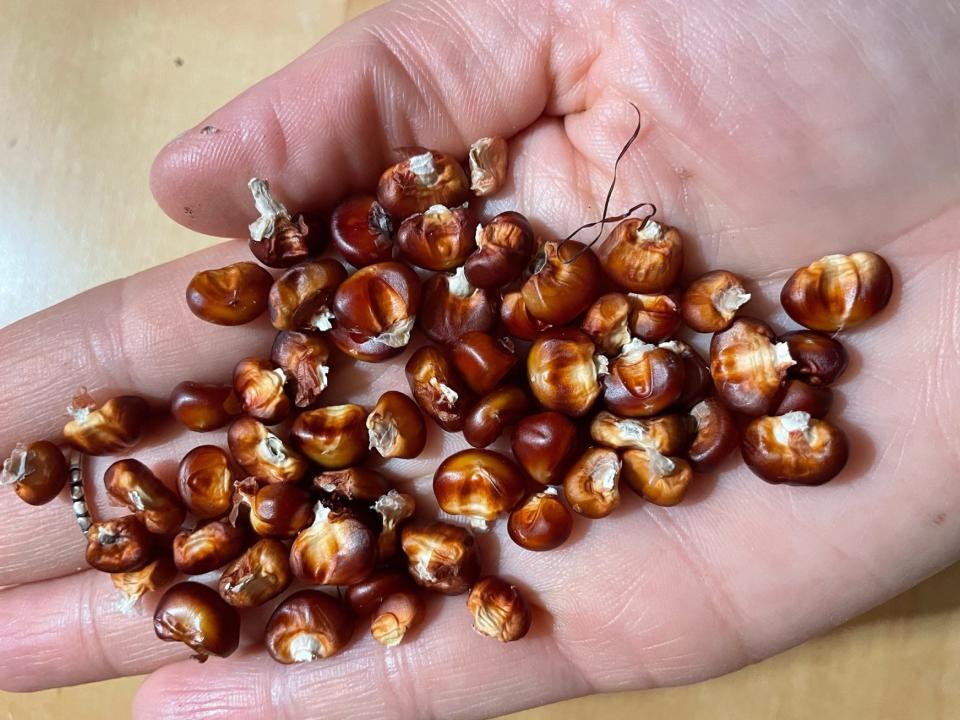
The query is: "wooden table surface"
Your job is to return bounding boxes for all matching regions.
[1,1,958,718]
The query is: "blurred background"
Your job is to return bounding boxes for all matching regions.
[1,1,959,718]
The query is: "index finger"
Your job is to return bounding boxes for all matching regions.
[149,0,561,238]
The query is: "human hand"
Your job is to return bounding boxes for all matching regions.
[1,1,958,718]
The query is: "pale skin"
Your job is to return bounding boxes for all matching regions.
[0,0,958,717]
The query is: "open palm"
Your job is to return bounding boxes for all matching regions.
[1,1,958,718]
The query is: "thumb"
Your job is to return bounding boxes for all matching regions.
[150,0,562,238]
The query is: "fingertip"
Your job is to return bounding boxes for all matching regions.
[150,124,257,238]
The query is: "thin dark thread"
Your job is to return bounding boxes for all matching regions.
[561,201,657,245]
[591,102,641,245]
[560,102,655,264]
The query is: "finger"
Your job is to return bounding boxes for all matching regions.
[0,476,594,696]
[0,424,227,586]
[0,430,471,589]
[0,240,274,461]
[150,0,564,237]
[0,569,190,692]
[134,587,591,720]
[0,444,476,692]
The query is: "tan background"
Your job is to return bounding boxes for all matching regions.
[1,1,958,718]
